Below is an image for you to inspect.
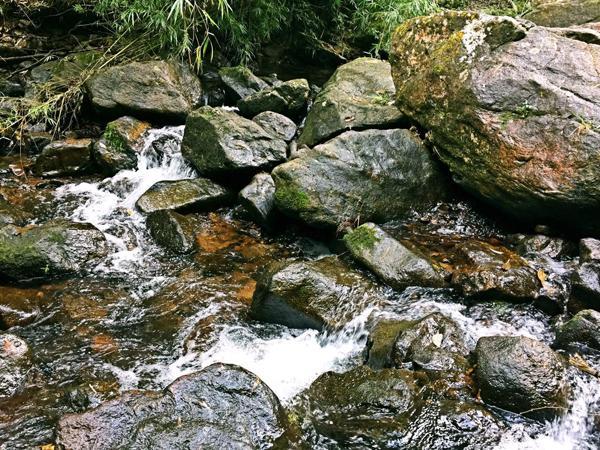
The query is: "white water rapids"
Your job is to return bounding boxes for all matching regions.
[53,125,599,449]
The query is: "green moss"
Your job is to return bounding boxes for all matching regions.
[103,123,128,153]
[275,184,310,210]
[371,91,393,106]
[344,225,380,251]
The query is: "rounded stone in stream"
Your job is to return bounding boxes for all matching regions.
[56,363,289,450]
[0,221,108,281]
[555,309,600,352]
[251,256,382,330]
[570,262,600,312]
[146,210,198,254]
[0,334,30,398]
[475,335,569,420]
[252,111,297,141]
[239,172,277,227]
[344,223,446,290]
[273,129,448,229]
[237,78,310,119]
[33,138,94,177]
[218,65,269,103]
[181,106,288,177]
[136,178,232,214]
[298,57,405,147]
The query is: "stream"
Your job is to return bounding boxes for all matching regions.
[0,126,599,449]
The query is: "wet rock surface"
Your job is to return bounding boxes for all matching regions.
[56,363,289,450]
[555,309,600,351]
[570,262,600,312]
[237,78,309,118]
[299,57,405,146]
[239,172,277,227]
[273,129,447,229]
[252,111,297,141]
[476,335,568,420]
[146,210,198,254]
[0,334,30,398]
[33,139,94,177]
[181,106,288,177]
[218,65,269,102]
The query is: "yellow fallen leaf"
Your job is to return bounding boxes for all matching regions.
[537,269,547,285]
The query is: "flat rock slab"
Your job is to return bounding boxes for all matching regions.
[33,139,93,177]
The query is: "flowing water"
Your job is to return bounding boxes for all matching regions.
[0,126,598,449]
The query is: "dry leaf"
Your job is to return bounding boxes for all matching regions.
[537,269,548,287]
[501,260,511,271]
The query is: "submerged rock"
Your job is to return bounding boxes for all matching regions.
[0,287,41,329]
[136,178,232,214]
[239,173,277,227]
[344,223,446,290]
[251,256,381,330]
[252,111,297,141]
[475,336,568,420]
[273,129,447,229]
[146,210,198,254]
[0,221,108,281]
[391,12,600,233]
[181,106,288,177]
[33,139,94,177]
[56,363,288,450]
[525,0,600,27]
[0,334,30,398]
[237,78,309,118]
[92,116,150,175]
[218,65,269,102]
[85,60,202,120]
[299,57,404,147]
[554,309,600,351]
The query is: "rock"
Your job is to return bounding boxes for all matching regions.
[525,0,600,27]
[85,60,202,120]
[344,223,446,290]
[570,262,600,312]
[298,57,405,146]
[475,336,568,420]
[146,210,198,254]
[33,139,93,177]
[0,79,24,97]
[218,66,269,102]
[0,197,31,227]
[252,111,297,141]
[390,12,600,233]
[365,320,406,369]
[0,334,30,398]
[250,256,381,330]
[0,221,108,281]
[136,178,232,214]
[92,116,150,175]
[580,238,600,262]
[272,129,447,229]
[555,309,600,351]
[181,106,288,177]
[56,363,288,450]
[237,78,309,118]
[506,234,577,259]
[239,173,277,227]
[450,240,540,301]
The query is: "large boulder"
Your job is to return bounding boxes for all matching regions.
[298,57,405,146]
[92,116,150,175]
[250,256,382,330]
[0,334,30,398]
[33,139,94,177]
[390,12,600,233]
[218,66,269,102]
[525,0,600,27]
[56,363,288,450]
[272,129,447,229]
[181,107,288,177]
[0,221,108,281]
[344,223,446,290]
[237,78,309,118]
[554,309,600,352]
[475,336,568,420]
[85,60,202,120]
[136,178,232,214]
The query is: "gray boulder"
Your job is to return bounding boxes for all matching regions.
[56,363,288,450]
[525,0,600,27]
[181,107,288,177]
[0,334,30,398]
[85,60,202,120]
[146,210,198,254]
[299,57,404,147]
[33,139,93,177]
[555,309,600,351]
[0,221,108,281]
[344,223,446,290]
[136,178,232,214]
[391,12,600,233]
[218,66,269,102]
[475,336,568,420]
[239,173,277,227]
[250,256,382,330]
[237,79,309,118]
[252,111,297,141]
[272,129,447,229]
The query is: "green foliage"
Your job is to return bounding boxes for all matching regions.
[344,225,380,251]
[275,184,311,211]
